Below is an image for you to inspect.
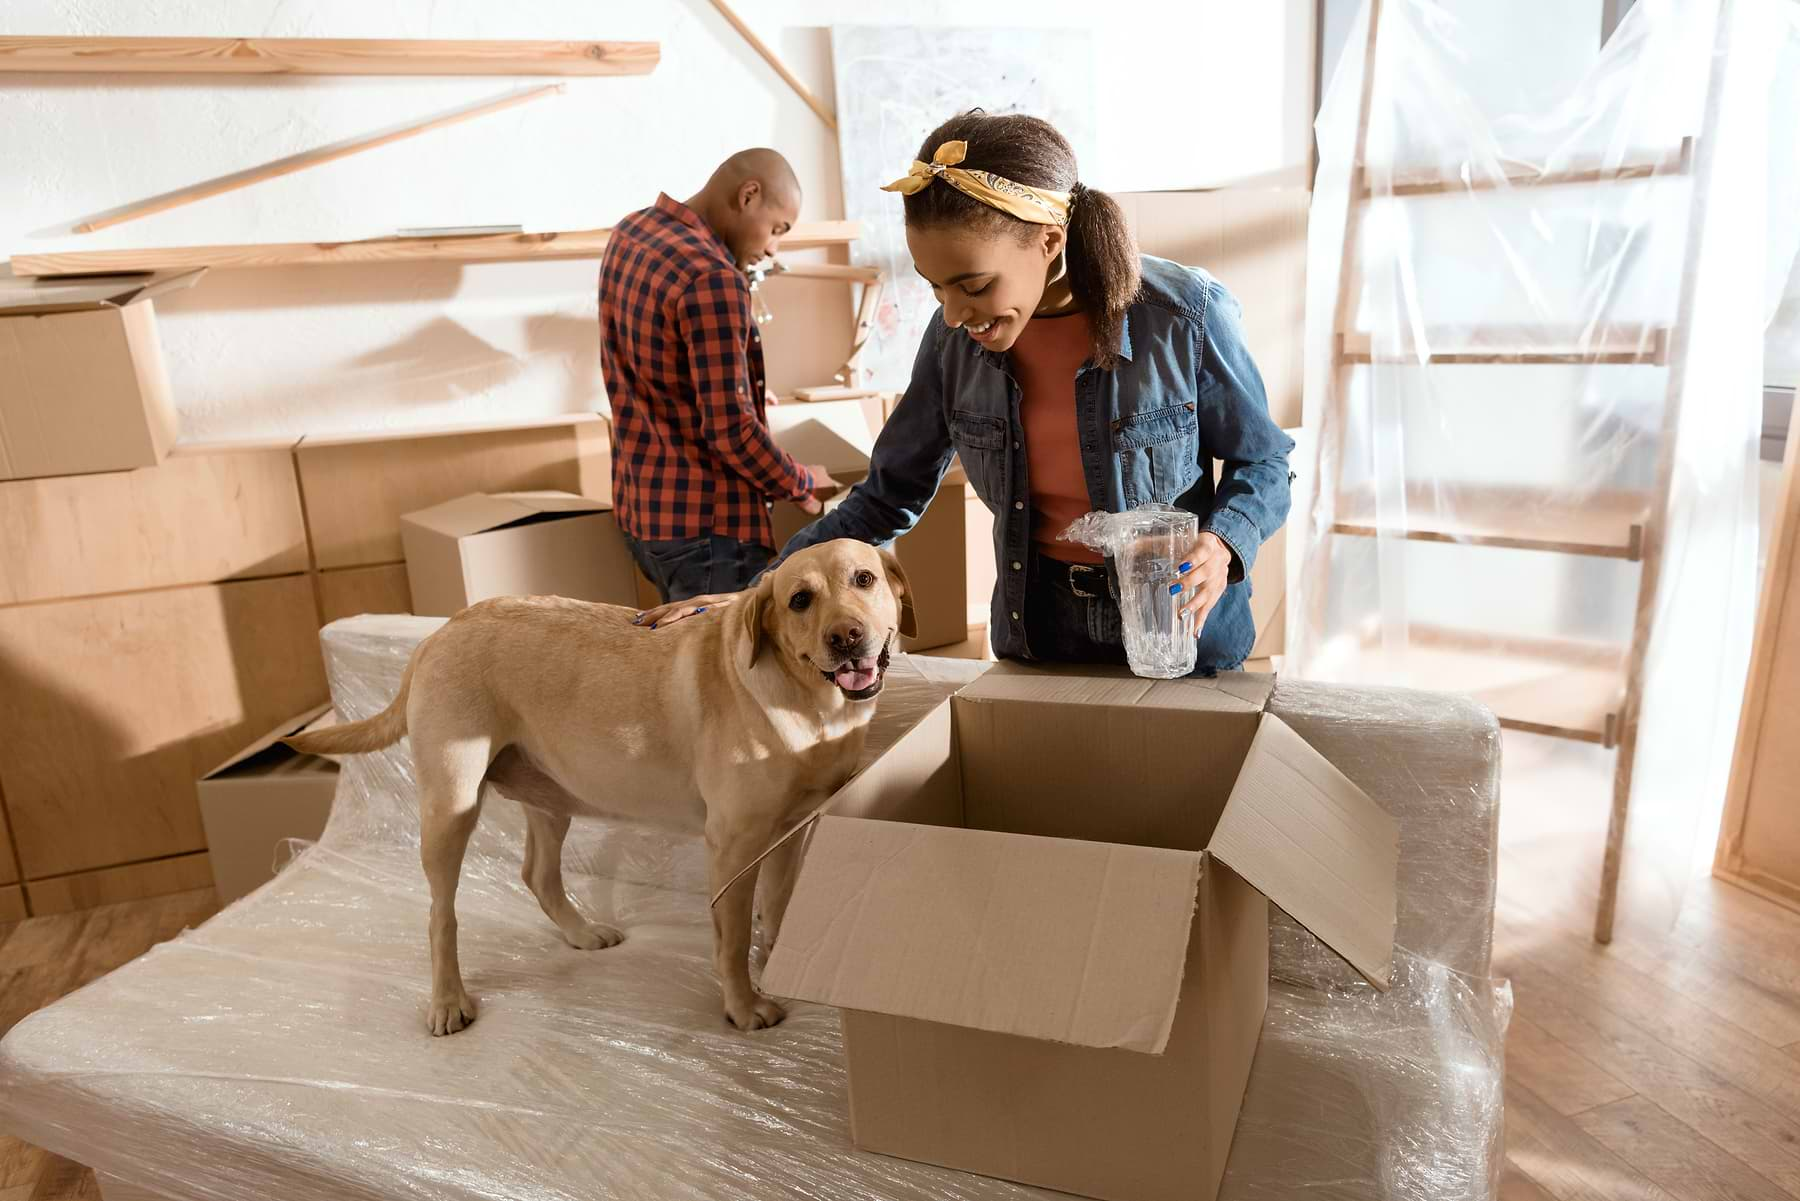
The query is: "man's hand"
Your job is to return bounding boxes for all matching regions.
[798,466,841,516]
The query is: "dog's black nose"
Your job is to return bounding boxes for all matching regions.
[828,623,865,656]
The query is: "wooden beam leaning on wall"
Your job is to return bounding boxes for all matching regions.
[0,35,660,76]
[75,84,566,234]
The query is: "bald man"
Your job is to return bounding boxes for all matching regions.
[599,149,837,604]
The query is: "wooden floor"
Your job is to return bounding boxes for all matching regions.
[2,732,1798,1200]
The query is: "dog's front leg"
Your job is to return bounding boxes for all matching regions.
[706,816,789,1031]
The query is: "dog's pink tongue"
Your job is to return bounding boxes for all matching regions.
[834,657,880,692]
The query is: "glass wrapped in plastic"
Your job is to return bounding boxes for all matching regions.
[1060,504,1198,678]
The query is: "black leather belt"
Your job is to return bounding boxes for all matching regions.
[1036,556,1109,600]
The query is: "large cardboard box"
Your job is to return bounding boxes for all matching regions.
[400,491,639,616]
[198,707,340,905]
[763,664,1398,1201]
[766,400,969,651]
[1117,189,1309,430]
[0,575,328,881]
[0,271,203,480]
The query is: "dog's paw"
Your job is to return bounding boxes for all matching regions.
[565,921,624,951]
[725,992,787,1031]
[428,991,478,1036]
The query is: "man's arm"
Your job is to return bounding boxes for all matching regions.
[677,268,815,502]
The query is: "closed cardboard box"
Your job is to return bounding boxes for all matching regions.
[766,400,969,651]
[0,270,202,480]
[0,575,328,880]
[401,491,639,616]
[296,415,610,571]
[763,664,1398,1201]
[198,707,339,905]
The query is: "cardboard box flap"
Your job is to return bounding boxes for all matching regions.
[960,663,1273,714]
[762,816,1203,1054]
[201,704,335,779]
[1208,713,1399,989]
[766,414,873,477]
[401,490,607,538]
[0,268,205,316]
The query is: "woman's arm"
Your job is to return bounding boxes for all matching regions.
[774,316,957,559]
[1176,281,1295,627]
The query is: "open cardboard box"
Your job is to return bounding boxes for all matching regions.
[766,401,969,652]
[197,706,339,905]
[400,490,639,617]
[0,270,204,480]
[761,663,1398,1201]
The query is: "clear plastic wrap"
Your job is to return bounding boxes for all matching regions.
[0,616,1507,1201]
[1292,0,1797,933]
[1061,504,1199,678]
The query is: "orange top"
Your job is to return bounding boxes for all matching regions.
[1012,310,1102,564]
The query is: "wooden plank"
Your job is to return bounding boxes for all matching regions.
[1333,486,1649,560]
[704,0,835,130]
[0,445,307,606]
[77,85,565,234]
[0,35,660,76]
[9,220,860,277]
[1371,143,1691,197]
[1503,1079,1682,1201]
[295,416,609,570]
[1500,1162,1559,1201]
[318,564,413,625]
[0,577,328,878]
[1337,326,1669,366]
[1716,420,1800,909]
[0,886,22,922]
[1575,1096,1795,1201]
[774,262,880,283]
[23,854,214,917]
[0,782,17,886]
[1506,1012,1638,1117]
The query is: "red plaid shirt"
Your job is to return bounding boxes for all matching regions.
[598,194,813,545]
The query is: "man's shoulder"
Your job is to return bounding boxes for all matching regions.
[613,203,732,279]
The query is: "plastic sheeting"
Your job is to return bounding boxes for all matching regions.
[1293,0,1797,932]
[1,615,1508,1200]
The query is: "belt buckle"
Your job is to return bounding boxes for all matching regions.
[1068,564,1105,599]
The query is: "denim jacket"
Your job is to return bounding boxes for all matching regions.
[778,256,1295,668]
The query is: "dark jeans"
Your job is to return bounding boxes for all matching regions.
[1021,554,1247,677]
[625,534,774,604]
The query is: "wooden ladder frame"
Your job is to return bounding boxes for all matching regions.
[1308,0,1735,942]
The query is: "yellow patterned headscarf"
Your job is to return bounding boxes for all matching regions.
[881,140,1072,226]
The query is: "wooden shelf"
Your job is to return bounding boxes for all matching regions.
[1336,327,1669,366]
[1319,628,1628,745]
[9,221,861,278]
[0,35,660,76]
[1333,487,1651,560]
[1363,142,1691,198]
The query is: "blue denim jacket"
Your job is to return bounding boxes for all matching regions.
[778,256,1295,668]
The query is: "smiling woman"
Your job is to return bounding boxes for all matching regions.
[647,109,1293,680]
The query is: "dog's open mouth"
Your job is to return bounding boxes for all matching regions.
[821,635,892,700]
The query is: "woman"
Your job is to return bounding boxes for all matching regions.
[644,110,1292,675]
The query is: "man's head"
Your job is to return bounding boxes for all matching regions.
[691,148,802,269]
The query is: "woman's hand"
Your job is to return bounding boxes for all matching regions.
[632,593,737,630]
[1172,531,1234,632]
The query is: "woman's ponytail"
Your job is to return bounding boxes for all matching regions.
[1064,182,1141,369]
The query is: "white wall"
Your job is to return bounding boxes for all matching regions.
[1,1,1312,444]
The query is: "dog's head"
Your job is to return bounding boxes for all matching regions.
[736,539,916,701]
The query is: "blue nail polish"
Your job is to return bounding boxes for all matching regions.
[696,607,707,613]
[1169,583,1182,595]
[1179,561,1192,573]
[650,623,658,629]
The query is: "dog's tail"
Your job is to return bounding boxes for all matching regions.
[284,656,414,756]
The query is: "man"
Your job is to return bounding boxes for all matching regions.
[599,148,836,604]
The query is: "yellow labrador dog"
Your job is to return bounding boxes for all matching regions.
[286,539,913,1036]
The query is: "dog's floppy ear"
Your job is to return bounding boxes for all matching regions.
[879,546,917,639]
[737,573,776,671]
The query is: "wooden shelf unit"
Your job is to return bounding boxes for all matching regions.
[1332,486,1650,560]
[0,35,660,76]
[9,222,862,278]
[1365,142,1692,198]
[1336,327,1670,367]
